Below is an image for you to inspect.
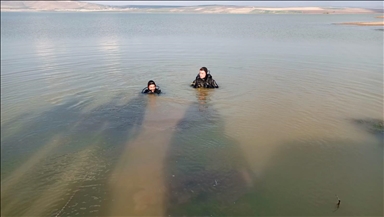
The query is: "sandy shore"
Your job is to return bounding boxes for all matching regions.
[254,7,322,11]
[338,21,384,26]
[376,16,384,18]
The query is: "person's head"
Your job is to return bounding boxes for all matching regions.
[147,80,156,92]
[199,67,208,79]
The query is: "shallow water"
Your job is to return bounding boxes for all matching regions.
[1,12,383,216]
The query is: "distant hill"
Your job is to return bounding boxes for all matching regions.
[116,5,185,9]
[0,1,378,14]
[1,1,29,9]
[0,0,111,10]
[370,8,384,13]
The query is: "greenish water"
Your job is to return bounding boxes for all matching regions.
[1,12,383,216]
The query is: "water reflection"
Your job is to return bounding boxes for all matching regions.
[196,88,211,111]
[33,37,67,106]
[163,89,255,216]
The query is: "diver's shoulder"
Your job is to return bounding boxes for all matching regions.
[141,87,149,93]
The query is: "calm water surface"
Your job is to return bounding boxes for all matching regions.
[1,12,383,216]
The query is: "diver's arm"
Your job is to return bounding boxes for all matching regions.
[212,80,219,88]
[191,80,197,88]
[142,87,149,93]
[208,78,219,88]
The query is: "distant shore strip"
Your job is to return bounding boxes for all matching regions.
[337,21,384,26]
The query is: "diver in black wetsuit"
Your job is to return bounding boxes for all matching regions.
[142,80,161,94]
[191,67,219,88]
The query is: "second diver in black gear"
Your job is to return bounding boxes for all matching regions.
[191,67,219,88]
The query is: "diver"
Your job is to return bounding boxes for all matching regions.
[191,67,219,88]
[142,80,161,94]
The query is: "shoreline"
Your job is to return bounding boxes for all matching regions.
[0,9,381,15]
[337,21,384,26]
[0,6,381,14]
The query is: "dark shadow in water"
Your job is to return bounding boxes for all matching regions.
[1,93,149,216]
[163,89,256,216]
[350,118,384,141]
[1,94,148,174]
[255,139,383,216]
[162,95,383,216]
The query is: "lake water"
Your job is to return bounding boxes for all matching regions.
[1,12,383,216]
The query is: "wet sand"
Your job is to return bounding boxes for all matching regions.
[337,21,384,26]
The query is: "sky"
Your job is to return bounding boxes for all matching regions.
[82,1,383,8]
